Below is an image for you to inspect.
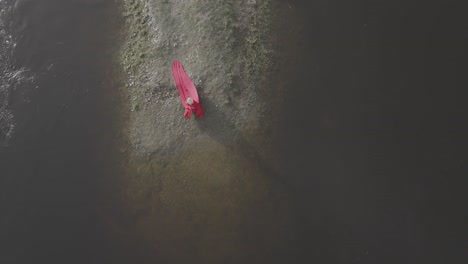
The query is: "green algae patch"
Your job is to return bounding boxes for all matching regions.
[119,0,156,113]
[242,0,275,90]
[121,0,153,73]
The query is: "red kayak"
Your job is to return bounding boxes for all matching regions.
[171,60,204,119]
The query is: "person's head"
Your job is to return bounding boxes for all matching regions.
[186,97,194,105]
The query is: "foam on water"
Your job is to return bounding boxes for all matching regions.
[0,0,36,147]
[1,1,120,262]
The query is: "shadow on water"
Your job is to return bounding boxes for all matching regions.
[196,97,297,194]
[1,0,121,263]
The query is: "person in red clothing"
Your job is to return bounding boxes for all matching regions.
[171,60,204,119]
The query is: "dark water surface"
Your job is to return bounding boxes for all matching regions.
[283,1,466,263]
[1,0,119,263]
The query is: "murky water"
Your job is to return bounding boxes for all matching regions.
[1,0,119,263]
[282,1,466,263]
[1,0,465,263]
